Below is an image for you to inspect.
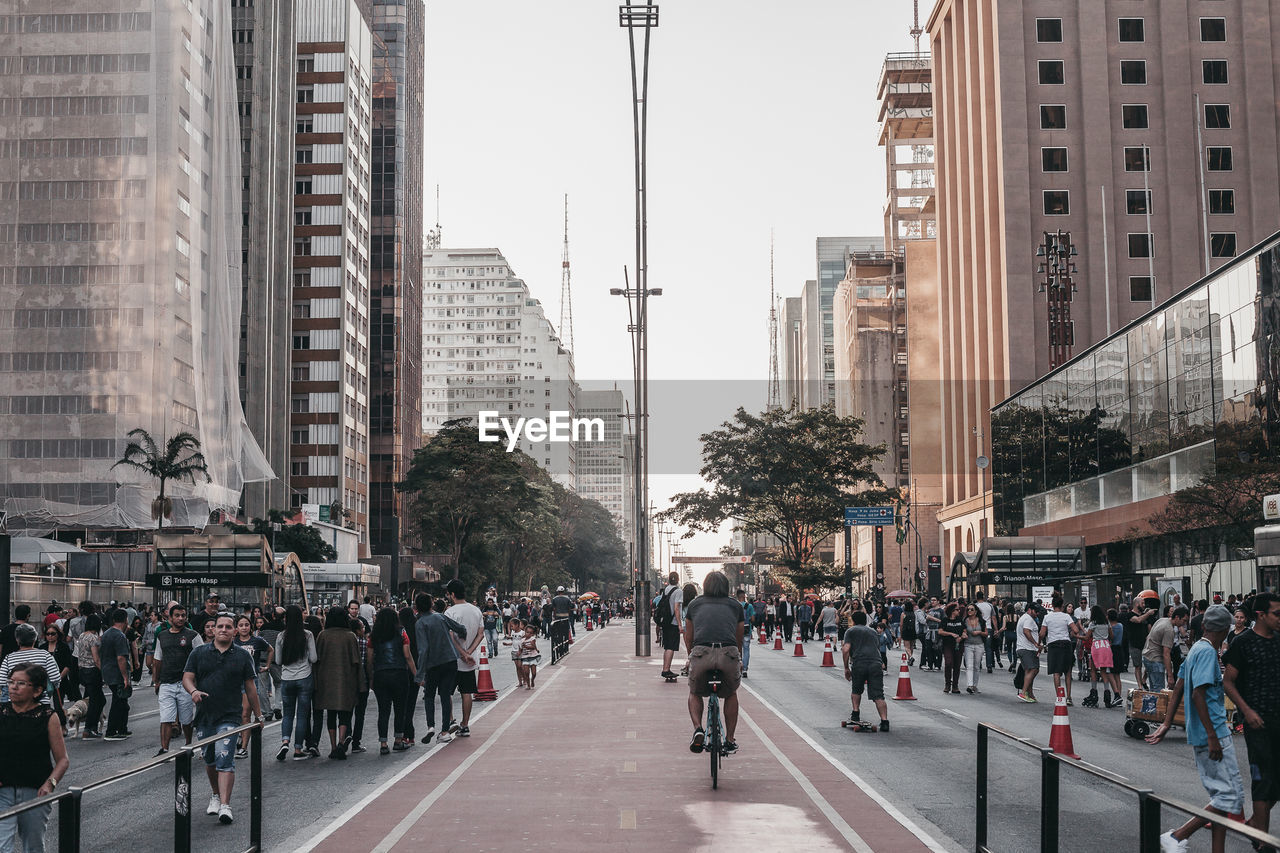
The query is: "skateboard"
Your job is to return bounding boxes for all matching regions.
[663,672,678,683]
[840,720,878,732]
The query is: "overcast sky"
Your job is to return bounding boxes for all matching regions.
[423,1,921,575]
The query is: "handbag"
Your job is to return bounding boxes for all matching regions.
[1013,661,1025,690]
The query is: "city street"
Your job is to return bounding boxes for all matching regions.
[36,621,1259,852]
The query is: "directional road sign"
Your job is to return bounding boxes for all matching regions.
[844,506,895,526]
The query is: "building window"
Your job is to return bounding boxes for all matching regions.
[292,302,311,319]
[296,88,313,103]
[1207,147,1232,171]
[1120,60,1147,85]
[291,429,308,444]
[1126,189,1152,215]
[1118,18,1145,42]
[295,148,312,164]
[1036,18,1063,42]
[1042,148,1068,172]
[295,209,312,226]
[1038,60,1065,85]
[1211,233,1236,257]
[297,58,314,73]
[1128,233,1153,258]
[295,178,312,195]
[1043,190,1070,215]
[1204,104,1230,128]
[296,118,312,134]
[1040,105,1066,129]
[293,236,311,255]
[1202,60,1228,85]
[290,460,309,477]
[1124,147,1151,172]
[1129,276,1153,302]
[1209,189,1235,215]
[1122,104,1149,129]
[292,333,310,350]
[291,395,309,413]
[1200,18,1226,42]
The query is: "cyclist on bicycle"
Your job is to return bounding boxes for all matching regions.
[684,571,744,755]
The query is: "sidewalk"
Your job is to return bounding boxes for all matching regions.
[299,623,944,852]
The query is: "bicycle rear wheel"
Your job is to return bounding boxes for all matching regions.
[708,696,721,789]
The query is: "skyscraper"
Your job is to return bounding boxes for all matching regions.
[289,0,374,548]
[0,4,271,534]
[233,0,295,521]
[367,0,425,579]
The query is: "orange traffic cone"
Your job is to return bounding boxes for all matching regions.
[474,644,498,701]
[586,617,593,631]
[793,637,805,657]
[758,627,767,644]
[892,652,917,700]
[773,632,784,650]
[820,637,836,667]
[1049,685,1079,758]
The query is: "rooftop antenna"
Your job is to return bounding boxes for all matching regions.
[425,184,442,249]
[559,193,574,352]
[767,230,782,410]
[909,0,923,54]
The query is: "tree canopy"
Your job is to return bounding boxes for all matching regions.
[226,509,337,563]
[659,404,892,587]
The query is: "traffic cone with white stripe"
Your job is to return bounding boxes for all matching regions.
[474,644,498,701]
[773,632,784,650]
[892,651,917,700]
[758,627,767,644]
[820,637,836,667]
[793,636,805,657]
[1049,685,1079,758]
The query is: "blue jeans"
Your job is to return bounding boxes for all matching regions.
[1144,660,1167,691]
[740,634,751,672]
[484,627,498,658]
[279,675,314,746]
[0,786,49,853]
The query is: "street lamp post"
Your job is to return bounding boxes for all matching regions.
[618,1,660,658]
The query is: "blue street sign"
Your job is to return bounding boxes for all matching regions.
[844,506,895,526]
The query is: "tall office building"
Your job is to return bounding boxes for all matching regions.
[878,51,936,250]
[289,0,374,549]
[233,0,295,520]
[422,248,578,489]
[367,0,425,579]
[0,3,271,534]
[577,386,628,538]
[927,0,1280,558]
[780,295,804,409]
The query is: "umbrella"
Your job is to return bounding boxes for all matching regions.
[578,592,599,601]
[885,590,915,600]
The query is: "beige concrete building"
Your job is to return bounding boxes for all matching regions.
[927,0,1280,560]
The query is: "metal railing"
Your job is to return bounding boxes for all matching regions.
[976,722,1280,853]
[0,721,263,853]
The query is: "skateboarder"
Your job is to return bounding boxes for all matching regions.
[843,611,890,731]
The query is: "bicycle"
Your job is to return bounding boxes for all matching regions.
[706,668,724,789]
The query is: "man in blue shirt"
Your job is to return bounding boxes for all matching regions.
[1147,605,1244,853]
[736,590,754,678]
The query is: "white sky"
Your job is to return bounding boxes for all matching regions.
[423,1,920,573]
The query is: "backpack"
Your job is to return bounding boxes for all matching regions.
[653,586,676,627]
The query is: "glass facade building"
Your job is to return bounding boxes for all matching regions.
[992,232,1280,537]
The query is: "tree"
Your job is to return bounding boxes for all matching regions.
[226,510,337,563]
[1147,424,1280,599]
[553,486,628,597]
[398,419,537,581]
[111,428,210,529]
[659,404,893,589]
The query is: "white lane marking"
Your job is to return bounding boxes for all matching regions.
[939,709,966,721]
[292,628,601,853]
[1079,760,1128,780]
[739,707,874,853]
[743,683,952,853]
[366,665,568,853]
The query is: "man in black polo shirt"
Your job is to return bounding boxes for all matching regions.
[183,614,260,826]
[190,593,222,639]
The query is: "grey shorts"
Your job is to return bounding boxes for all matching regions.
[1194,738,1245,814]
[687,645,741,698]
[849,660,885,701]
[1129,647,1144,669]
[1017,649,1040,672]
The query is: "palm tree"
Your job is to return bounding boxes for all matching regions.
[111,428,211,529]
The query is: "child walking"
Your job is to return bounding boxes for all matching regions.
[519,621,541,689]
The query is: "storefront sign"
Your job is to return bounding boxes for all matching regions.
[145,573,271,588]
[1031,586,1055,606]
[1265,494,1280,521]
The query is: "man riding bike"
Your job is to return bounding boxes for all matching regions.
[683,570,744,756]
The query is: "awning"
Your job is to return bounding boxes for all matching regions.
[949,536,1085,594]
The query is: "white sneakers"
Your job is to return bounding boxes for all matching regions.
[218,804,234,825]
[207,794,233,824]
[1159,831,1187,853]
[206,794,220,816]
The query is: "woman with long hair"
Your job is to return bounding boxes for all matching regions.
[314,606,360,759]
[371,608,416,754]
[899,600,917,665]
[938,602,965,694]
[961,603,988,694]
[43,623,76,717]
[273,605,317,761]
[0,662,69,852]
[1082,605,1123,708]
[1001,603,1018,672]
[73,613,104,739]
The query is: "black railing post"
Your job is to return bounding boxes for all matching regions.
[1040,750,1059,853]
[976,725,988,851]
[58,790,81,853]
[1138,792,1161,853]
[250,723,263,851]
[174,748,193,853]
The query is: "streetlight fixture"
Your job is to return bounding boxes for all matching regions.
[619,1,660,658]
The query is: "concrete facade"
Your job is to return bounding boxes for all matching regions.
[577,387,629,543]
[927,0,1280,564]
[289,0,374,550]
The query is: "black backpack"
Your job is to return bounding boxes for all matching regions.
[653,587,676,627]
